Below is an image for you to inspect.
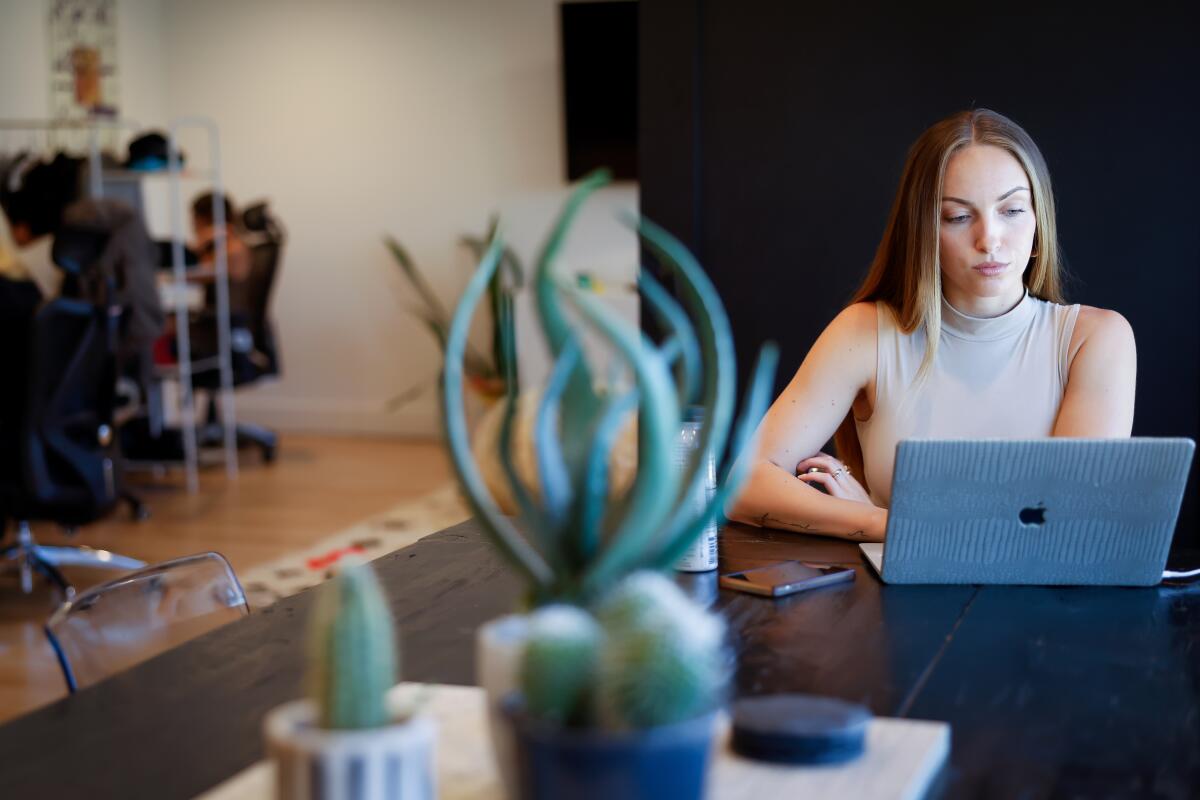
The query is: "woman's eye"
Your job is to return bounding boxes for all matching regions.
[943,214,970,223]
[1003,208,1027,217]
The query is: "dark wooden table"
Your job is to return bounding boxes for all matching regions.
[1,519,1198,799]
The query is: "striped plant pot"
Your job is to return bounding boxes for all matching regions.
[264,700,436,800]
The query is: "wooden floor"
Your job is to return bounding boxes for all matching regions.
[0,435,452,725]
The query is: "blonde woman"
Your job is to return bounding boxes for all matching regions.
[729,109,1137,542]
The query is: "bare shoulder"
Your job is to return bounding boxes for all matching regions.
[1067,305,1136,365]
[823,301,878,344]
[808,300,877,373]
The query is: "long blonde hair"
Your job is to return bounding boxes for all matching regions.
[834,108,1065,487]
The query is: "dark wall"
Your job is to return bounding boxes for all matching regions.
[640,0,1200,548]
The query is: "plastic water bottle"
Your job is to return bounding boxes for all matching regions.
[674,412,719,572]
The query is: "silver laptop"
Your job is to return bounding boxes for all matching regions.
[859,438,1195,586]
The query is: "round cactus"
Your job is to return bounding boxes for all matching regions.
[519,604,604,726]
[306,562,398,730]
[594,571,729,729]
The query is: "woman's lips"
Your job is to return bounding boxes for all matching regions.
[973,261,1008,277]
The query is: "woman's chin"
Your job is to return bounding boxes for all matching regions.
[965,272,1023,298]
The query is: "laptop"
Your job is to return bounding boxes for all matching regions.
[859,438,1195,586]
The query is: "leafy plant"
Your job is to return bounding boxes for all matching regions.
[385,216,524,405]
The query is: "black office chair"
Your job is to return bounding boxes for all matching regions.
[0,228,146,597]
[193,200,284,462]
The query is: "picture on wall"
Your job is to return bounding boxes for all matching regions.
[49,0,120,119]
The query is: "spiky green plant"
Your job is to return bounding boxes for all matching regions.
[516,573,727,730]
[440,168,780,608]
[594,572,728,729]
[306,562,398,730]
[518,604,603,726]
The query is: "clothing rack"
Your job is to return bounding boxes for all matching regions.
[0,116,238,492]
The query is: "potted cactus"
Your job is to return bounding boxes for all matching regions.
[507,572,730,799]
[442,169,778,798]
[263,563,435,800]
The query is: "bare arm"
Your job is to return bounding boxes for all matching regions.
[1052,307,1136,437]
[727,303,888,541]
[188,228,252,285]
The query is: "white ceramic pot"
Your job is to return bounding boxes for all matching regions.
[264,700,436,800]
[475,613,532,798]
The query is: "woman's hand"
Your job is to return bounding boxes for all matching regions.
[795,452,873,505]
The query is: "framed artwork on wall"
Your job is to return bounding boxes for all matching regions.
[49,0,120,119]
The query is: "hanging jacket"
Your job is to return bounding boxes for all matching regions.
[57,196,164,354]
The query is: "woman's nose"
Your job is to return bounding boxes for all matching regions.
[975,218,1002,255]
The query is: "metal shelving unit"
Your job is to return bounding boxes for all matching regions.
[162,117,238,491]
[0,116,238,492]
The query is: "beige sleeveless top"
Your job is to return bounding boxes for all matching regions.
[855,292,1080,507]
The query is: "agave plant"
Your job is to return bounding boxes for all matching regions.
[441,168,779,607]
[385,216,523,405]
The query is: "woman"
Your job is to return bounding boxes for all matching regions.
[728,108,1137,541]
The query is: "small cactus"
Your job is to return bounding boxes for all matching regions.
[307,562,398,730]
[594,572,729,729]
[519,604,603,726]
[517,572,729,730]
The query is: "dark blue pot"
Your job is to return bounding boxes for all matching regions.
[503,699,718,800]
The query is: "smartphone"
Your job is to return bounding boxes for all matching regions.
[719,560,855,597]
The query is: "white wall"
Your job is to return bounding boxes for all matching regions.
[1,0,639,437]
[0,1,51,119]
[160,0,638,436]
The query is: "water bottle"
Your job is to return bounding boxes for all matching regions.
[674,410,719,572]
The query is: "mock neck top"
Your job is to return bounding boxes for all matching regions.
[855,292,1080,507]
[941,290,1037,340]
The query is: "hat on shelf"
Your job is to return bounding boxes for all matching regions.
[124,130,185,171]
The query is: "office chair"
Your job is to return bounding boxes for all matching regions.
[0,225,147,597]
[45,551,248,692]
[194,200,285,463]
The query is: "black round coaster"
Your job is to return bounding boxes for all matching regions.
[730,694,872,765]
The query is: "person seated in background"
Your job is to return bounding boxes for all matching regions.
[0,153,82,299]
[729,108,1137,542]
[1,154,163,361]
[189,191,251,315]
[155,191,253,364]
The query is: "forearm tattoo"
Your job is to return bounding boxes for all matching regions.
[760,514,812,531]
[761,514,867,540]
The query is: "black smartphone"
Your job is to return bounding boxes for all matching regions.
[719,560,855,597]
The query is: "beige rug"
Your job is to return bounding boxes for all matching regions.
[238,483,470,610]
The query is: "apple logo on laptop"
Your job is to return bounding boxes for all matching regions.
[1019,505,1047,526]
